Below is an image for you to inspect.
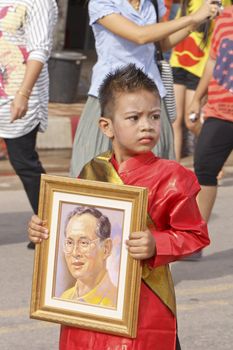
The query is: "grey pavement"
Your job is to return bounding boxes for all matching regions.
[0,150,233,349]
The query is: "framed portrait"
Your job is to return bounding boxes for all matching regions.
[30,174,148,338]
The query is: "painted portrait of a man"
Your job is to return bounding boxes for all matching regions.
[54,204,123,309]
[31,177,145,337]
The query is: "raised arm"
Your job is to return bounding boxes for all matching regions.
[161,1,222,51]
[98,0,219,46]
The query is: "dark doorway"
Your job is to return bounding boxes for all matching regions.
[65,0,94,50]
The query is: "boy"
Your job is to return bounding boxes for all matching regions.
[28,64,210,350]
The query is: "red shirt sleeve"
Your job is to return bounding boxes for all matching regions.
[147,168,210,267]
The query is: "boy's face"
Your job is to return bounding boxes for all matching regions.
[100,89,161,163]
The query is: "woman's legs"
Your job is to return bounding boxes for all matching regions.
[172,84,186,161]
[4,125,45,214]
[182,89,198,156]
[194,118,233,223]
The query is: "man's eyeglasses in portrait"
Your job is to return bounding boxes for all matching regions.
[63,237,101,255]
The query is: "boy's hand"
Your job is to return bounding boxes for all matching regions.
[126,229,156,260]
[28,215,49,244]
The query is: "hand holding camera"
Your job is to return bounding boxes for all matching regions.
[210,0,223,18]
[211,0,224,11]
[189,113,199,123]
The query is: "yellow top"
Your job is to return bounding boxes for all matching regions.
[170,0,231,77]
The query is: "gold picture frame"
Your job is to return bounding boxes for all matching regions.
[30,174,148,338]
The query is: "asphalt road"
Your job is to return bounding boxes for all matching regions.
[0,165,232,350]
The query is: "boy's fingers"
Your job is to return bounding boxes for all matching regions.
[127,235,151,247]
[129,248,155,260]
[129,252,148,260]
[30,215,47,226]
[28,220,49,240]
[126,238,144,247]
[28,225,46,236]
[28,216,48,232]
[128,241,156,257]
[31,214,42,224]
[29,223,48,235]
[128,246,148,254]
[130,231,145,239]
[127,232,147,245]
[29,236,42,244]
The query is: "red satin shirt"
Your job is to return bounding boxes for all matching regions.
[60,152,210,350]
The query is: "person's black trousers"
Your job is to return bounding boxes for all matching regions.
[4,124,46,214]
[176,335,181,350]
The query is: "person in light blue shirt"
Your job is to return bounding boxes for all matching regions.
[70,0,219,178]
[89,0,167,98]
